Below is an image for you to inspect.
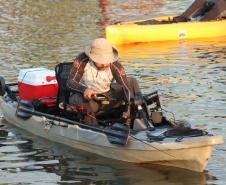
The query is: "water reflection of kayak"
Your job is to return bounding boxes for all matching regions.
[0,67,224,172]
[105,16,226,45]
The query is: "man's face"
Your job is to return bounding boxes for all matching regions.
[94,62,110,71]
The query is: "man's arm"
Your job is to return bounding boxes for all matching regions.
[111,62,131,120]
[111,62,131,102]
[67,59,87,94]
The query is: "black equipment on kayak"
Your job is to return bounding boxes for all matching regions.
[0,76,18,101]
[132,92,155,130]
[5,86,18,102]
[162,126,209,138]
[144,91,163,126]
[144,91,161,108]
[132,91,164,130]
[55,62,73,110]
[145,126,209,143]
[0,76,6,96]
[31,97,57,114]
[16,99,130,146]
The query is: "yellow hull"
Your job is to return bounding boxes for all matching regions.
[105,16,226,45]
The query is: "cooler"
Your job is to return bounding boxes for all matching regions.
[18,68,59,102]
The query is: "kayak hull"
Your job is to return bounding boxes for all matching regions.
[0,97,224,172]
[106,16,226,45]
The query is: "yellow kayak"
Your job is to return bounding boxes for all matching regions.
[105,16,226,45]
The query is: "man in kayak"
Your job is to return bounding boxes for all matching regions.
[67,38,140,126]
[174,0,226,22]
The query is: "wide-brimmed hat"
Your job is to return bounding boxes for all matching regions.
[85,38,118,64]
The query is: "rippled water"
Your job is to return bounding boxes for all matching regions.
[0,0,226,184]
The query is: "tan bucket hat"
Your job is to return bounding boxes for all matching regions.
[85,38,118,64]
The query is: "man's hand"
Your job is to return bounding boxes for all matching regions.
[122,111,131,127]
[84,88,96,100]
[122,111,129,119]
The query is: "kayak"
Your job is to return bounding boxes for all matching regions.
[0,71,224,172]
[105,16,226,45]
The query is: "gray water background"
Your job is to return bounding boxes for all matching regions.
[0,0,226,184]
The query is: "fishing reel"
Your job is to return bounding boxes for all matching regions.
[92,94,111,105]
[144,91,163,125]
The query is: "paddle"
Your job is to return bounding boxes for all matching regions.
[16,99,130,146]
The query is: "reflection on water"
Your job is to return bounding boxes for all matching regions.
[0,0,226,184]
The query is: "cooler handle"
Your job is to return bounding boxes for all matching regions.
[46,76,56,82]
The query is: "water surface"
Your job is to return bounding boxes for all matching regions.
[0,0,226,184]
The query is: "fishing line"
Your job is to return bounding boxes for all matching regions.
[87,110,176,158]
[161,107,177,127]
[130,135,176,159]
